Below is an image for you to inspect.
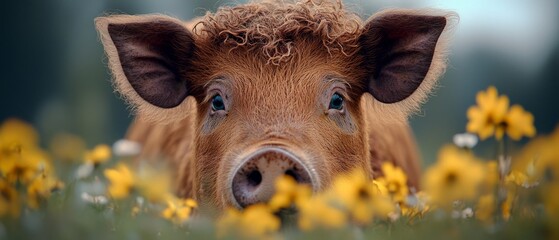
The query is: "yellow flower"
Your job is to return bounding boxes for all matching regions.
[505,170,530,187]
[505,105,536,140]
[0,178,20,218]
[236,204,280,238]
[84,144,112,165]
[49,133,86,161]
[217,204,280,239]
[475,194,495,223]
[331,169,394,224]
[0,118,39,149]
[27,173,64,209]
[161,196,198,224]
[268,175,311,211]
[135,164,172,203]
[467,86,509,140]
[297,194,347,231]
[0,145,52,184]
[401,192,431,219]
[467,86,536,141]
[105,162,173,202]
[513,126,559,183]
[423,145,485,207]
[377,162,409,203]
[104,163,134,199]
[267,175,346,231]
[0,118,53,184]
[216,208,242,238]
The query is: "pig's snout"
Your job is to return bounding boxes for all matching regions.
[230,148,315,208]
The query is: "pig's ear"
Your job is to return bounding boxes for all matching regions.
[95,15,196,123]
[359,10,457,118]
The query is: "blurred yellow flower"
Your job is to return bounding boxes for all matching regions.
[268,175,311,211]
[297,194,347,231]
[331,169,394,224]
[49,133,86,161]
[377,162,409,203]
[0,178,20,218]
[513,126,559,183]
[135,165,172,203]
[85,144,112,165]
[0,119,53,184]
[217,204,280,239]
[505,105,536,140]
[475,194,495,223]
[401,192,431,218]
[161,196,198,224]
[217,208,242,238]
[104,162,174,202]
[104,163,134,199]
[267,175,346,231]
[0,118,39,149]
[423,146,485,207]
[505,170,530,187]
[27,173,64,209]
[0,143,54,185]
[467,86,509,140]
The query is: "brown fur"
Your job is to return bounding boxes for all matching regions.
[96,0,456,210]
[196,0,362,65]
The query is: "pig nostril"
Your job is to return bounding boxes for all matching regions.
[284,169,298,181]
[246,170,262,187]
[231,148,315,208]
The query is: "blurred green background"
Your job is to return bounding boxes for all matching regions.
[2,0,558,167]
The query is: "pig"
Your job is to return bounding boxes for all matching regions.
[95,0,455,210]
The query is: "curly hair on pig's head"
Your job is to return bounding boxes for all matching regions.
[195,0,363,65]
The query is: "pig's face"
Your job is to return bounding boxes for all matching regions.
[96,2,453,209]
[192,43,369,208]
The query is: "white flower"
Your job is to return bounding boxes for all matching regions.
[461,207,473,218]
[453,133,478,148]
[81,192,108,205]
[136,196,145,206]
[112,139,141,157]
[75,162,94,179]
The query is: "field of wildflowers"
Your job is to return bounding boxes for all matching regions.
[1,86,558,239]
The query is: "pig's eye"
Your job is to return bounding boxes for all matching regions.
[328,93,344,110]
[211,94,226,111]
